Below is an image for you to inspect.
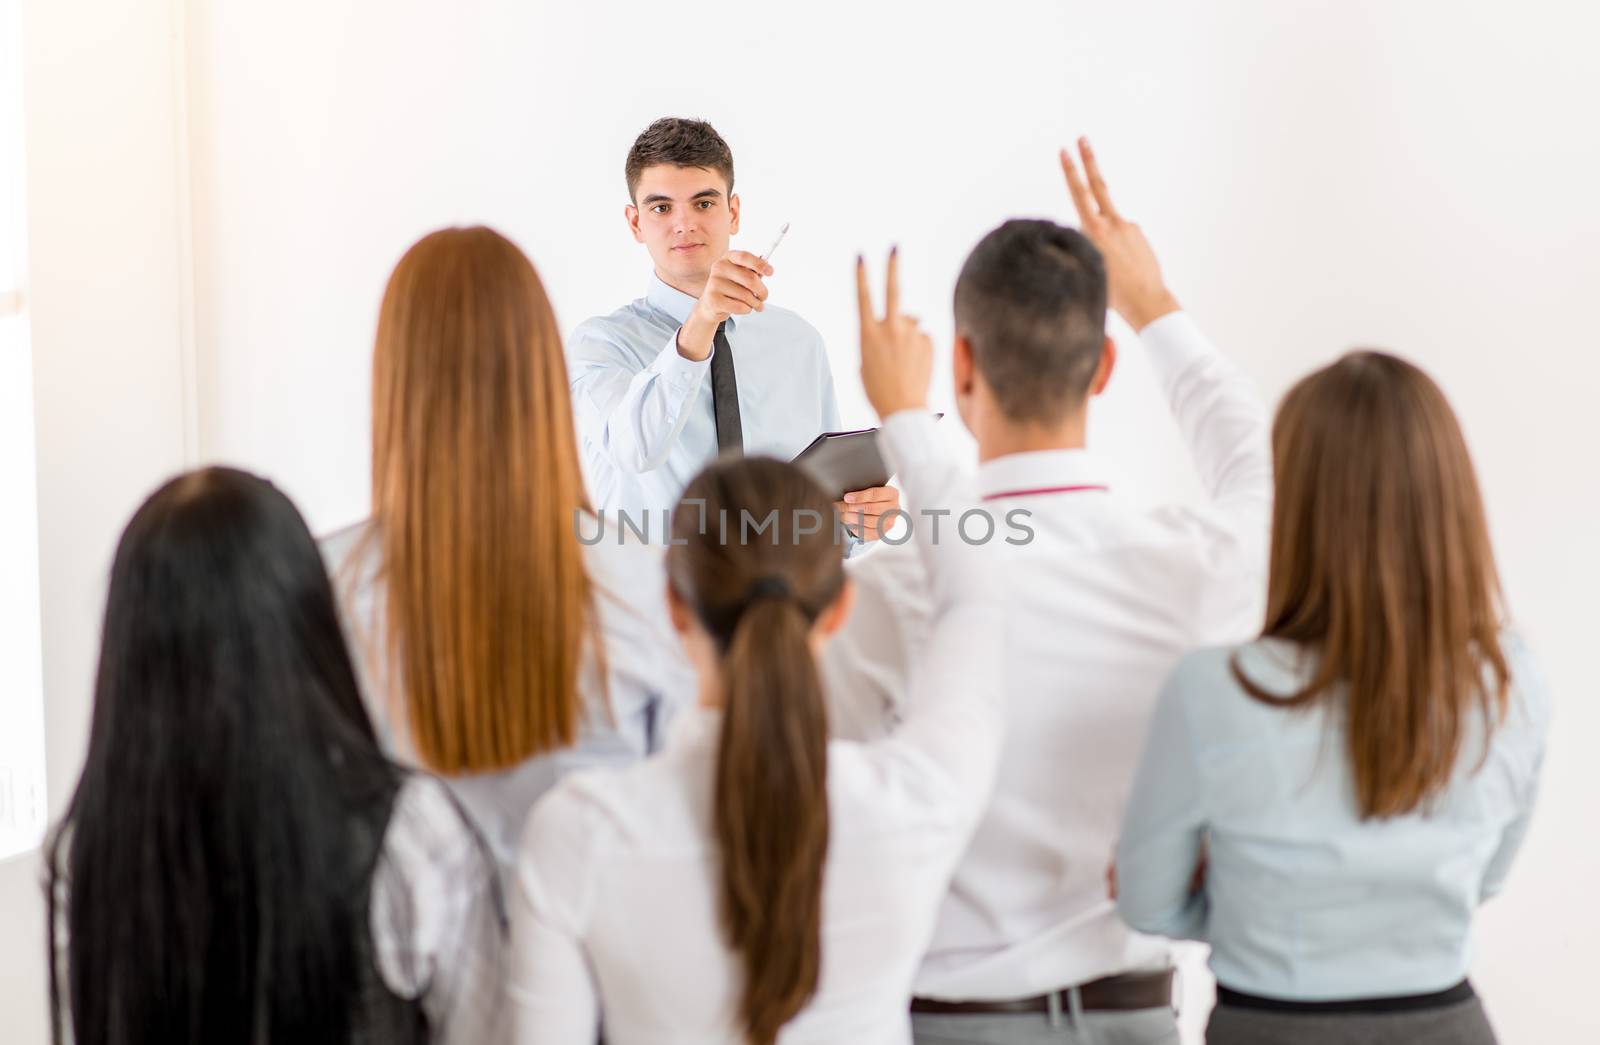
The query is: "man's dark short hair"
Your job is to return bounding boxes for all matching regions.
[625,118,735,201]
[954,219,1108,425]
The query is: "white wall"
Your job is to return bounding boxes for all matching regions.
[4,0,1597,1040]
[0,0,46,865]
[0,0,191,1040]
[185,2,1600,1039]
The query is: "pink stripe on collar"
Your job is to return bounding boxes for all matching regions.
[981,483,1109,502]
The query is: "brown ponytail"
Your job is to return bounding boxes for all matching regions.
[668,457,847,1045]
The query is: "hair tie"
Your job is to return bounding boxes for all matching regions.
[744,575,793,604]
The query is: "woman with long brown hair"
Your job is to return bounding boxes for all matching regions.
[322,225,694,868]
[505,253,1006,1044]
[1115,351,1550,1044]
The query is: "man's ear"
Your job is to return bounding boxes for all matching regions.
[666,583,693,635]
[625,203,644,244]
[728,192,741,235]
[816,577,856,639]
[953,334,975,396]
[953,334,981,436]
[1090,336,1117,397]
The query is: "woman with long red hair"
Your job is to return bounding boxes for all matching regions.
[323,225,694,869]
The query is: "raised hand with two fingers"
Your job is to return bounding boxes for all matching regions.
[1059,138,1181,332]
[855,247,933,420]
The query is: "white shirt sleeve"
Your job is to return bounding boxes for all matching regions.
[820,547,921,741]
[1141,311,1273,643]
[369,776,507,1045]
[569,324,711,474]
[506,783,604,1045]
[1140,311,1272,518]
[865,409,1007,815]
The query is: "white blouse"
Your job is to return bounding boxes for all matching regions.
[369,776,507,1045]
[506,409,1007,1044]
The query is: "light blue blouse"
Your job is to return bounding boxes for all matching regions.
[1115,634,1549,1001]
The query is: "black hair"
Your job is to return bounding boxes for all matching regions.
[46,467,410,1045]
[625,117,735,200]
[953,219,1109,423]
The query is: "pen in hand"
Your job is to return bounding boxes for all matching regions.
[760,222,790,263]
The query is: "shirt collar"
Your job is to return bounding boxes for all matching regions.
[645,272,739,332]
[976,448,1113,502]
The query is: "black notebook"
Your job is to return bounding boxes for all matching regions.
[791,415,941,500]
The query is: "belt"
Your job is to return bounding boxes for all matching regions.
[1216,979,1475,1016]
[911,969,1175,1016]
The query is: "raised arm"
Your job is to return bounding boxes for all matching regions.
[569,252,780,475]
[1061,139,1272,528]
[853,250,1005,801]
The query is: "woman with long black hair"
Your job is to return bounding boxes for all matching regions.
[46,467,502,1045]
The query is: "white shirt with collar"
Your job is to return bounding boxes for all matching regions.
[568,273,844,520]
[506,410,1007,1044]
[820,311,1274,1001]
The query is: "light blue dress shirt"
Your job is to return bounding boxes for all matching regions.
[1116,633,1549,1001]
[568,274,843,520]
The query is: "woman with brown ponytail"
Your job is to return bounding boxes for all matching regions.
[1115,352,1550,1044]
[506,251,1007,1044]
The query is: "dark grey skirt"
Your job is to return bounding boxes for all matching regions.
[1207,996,1496,1045]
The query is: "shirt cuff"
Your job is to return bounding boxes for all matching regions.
[1138,310,1214,375]
[877,408,940,478]
[650,329,714,387]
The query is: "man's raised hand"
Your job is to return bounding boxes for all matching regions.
[1060,137,1180,332]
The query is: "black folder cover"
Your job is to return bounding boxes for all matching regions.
[791,426,888,501]
[791,415,943,501]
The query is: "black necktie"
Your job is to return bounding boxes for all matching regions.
[710,322,743,454]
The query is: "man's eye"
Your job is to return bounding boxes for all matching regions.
[651,205,669,214]
[697,200,714,209]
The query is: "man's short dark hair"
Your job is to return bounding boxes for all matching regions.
[954,219,1108,425]
[625,118,735,201]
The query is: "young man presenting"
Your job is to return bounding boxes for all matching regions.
[568,117,898,537]
[823,140,1274,1042]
